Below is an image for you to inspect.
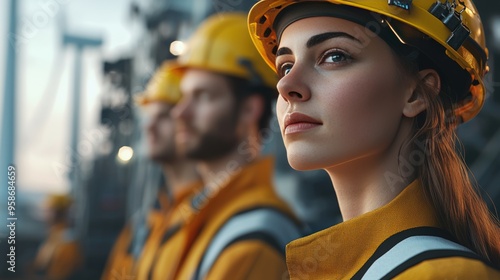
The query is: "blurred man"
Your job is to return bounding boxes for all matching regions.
[101,61,200,280]
[32,194,83,280]
[149,13,302,280]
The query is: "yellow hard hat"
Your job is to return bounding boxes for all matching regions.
[46,194,73,211]
[135,61,182,105]
[177,12,277,89]
[248,0,489,123]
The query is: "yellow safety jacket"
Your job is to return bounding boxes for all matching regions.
[150,157,301,280]
[33,223,83,280]
[101,181,201,280]
[286,180,500,279]
[101,222,134,280]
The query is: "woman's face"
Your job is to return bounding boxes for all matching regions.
[276,16,414,171]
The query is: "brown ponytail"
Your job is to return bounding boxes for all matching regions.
[412,81,500,267]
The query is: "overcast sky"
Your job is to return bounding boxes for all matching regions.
[1,0,142,194]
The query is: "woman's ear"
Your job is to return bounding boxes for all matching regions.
[402,69,441,118]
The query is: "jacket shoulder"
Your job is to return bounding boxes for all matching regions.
[207,239,288,280]
[394,256,500,280]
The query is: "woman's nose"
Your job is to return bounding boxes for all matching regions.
[276,66,311,103]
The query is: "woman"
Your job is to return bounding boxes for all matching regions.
[248,0,500,278]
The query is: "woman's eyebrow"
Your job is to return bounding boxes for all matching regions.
[276,31,360,57]
[306,32,361,48]
[276,47,292,57]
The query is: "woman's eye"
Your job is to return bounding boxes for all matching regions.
[322,50,351,64]
[278,63,292,78]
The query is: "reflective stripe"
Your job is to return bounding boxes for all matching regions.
[130,225,149,260]
[196,208,302,280]
[361,235,474,280]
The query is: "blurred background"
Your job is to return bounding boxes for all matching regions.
[0,0,498,279]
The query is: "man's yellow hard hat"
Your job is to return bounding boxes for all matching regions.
[248,0,489,123]
[176,12,277,89]
[135,61,182,105]
[46,194,73,211]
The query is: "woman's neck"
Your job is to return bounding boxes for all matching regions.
[326,162,411,221]
[326,118,416,221]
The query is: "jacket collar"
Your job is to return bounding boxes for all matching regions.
[286,180,441,279]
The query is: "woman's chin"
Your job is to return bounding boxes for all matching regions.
[286,153,324,171]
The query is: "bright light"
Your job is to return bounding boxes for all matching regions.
[170,40,186,56]
[117,146,134,163]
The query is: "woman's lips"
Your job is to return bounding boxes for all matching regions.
[284,112,322,135]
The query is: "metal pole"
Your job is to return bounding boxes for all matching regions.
[69,46,83,192]
[62,34,102,193]
[62,35,101,240]
[1,0,18,235]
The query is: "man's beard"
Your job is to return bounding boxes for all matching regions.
[147,134,177,164]
[185,129,239,161]
[149,145,177,164]
[184,112,240,161]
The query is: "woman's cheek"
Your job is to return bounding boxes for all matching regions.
[276,97,287,132]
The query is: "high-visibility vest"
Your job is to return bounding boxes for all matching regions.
[193,207,303,280]
[352,227,490,280]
